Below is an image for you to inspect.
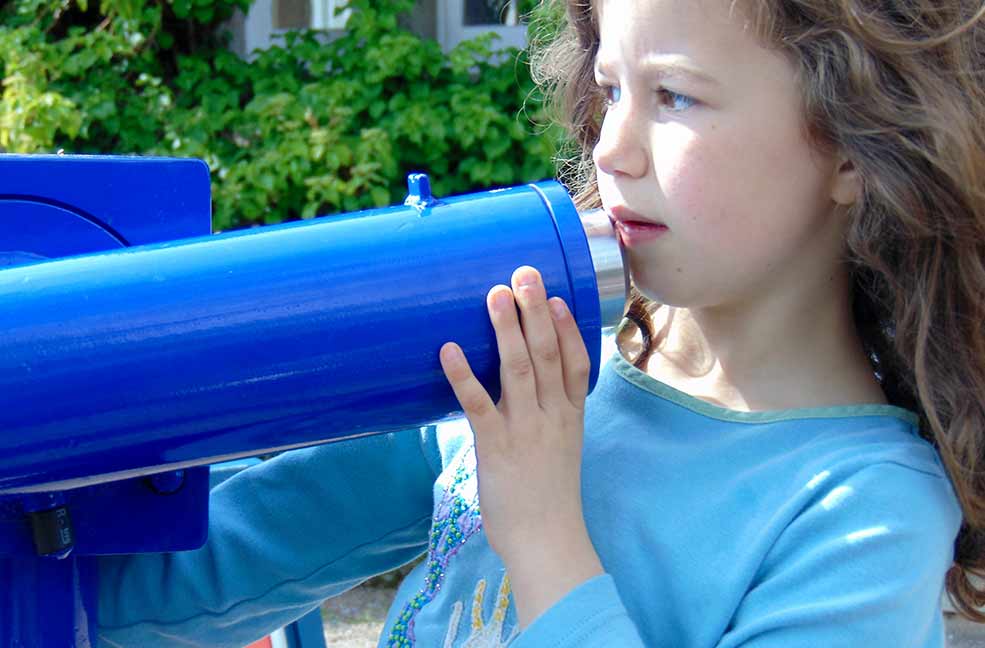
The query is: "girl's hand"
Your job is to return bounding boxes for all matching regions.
[438,266,604,628]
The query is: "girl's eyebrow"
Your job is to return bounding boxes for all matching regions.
[594,54,719,87]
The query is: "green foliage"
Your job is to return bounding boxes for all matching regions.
[0,0,562,230]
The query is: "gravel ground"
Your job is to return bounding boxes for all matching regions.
[321,585,395,647]
[318,588,985,647]
[948,614,985,647]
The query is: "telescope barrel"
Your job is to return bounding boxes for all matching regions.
[0,179,626,494]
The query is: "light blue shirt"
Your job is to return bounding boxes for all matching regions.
[99,338,961,647]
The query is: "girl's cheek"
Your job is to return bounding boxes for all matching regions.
[646,123,756,241]
[654,132,734,228]
[651,128,696,194]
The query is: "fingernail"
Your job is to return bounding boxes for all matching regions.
[549,299,567,321]
[493,290,512,312]
[441,343,463,365]
[516,268,538,287]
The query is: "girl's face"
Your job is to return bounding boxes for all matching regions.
[594,0,853,310]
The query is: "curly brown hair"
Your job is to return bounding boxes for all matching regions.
[529,0,985,621]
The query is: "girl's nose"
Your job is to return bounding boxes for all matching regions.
[593,106,648,179]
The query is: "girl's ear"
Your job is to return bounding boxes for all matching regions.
[830,157,861,206]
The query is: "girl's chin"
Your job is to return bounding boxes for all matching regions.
[628,279,691,310]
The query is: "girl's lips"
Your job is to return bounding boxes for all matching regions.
[611,218,669,246]
[608,205,666,227]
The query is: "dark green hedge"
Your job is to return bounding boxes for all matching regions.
[0,0,562,229]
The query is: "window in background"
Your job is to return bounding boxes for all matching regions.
[275,0,351,30]
[464,0,519,26]
[437,0,527,52]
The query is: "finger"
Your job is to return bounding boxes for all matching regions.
[486,285,538,411]
[548,297,591,407]
[439,342,503,436]
[511,266,566,406]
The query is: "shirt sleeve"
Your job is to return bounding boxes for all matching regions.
[511,574,646,647]
[511,462,960,648]
[97,426,441,648]
[714,461,960,648]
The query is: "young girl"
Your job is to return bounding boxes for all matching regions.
[98,0,985,646]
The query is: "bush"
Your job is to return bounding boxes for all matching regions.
[0,0,562,230]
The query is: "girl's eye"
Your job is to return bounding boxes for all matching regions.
[657,88,696,112]
[602,85,621,106]
[599,83,696,112]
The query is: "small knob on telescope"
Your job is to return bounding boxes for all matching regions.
[404,173,439,211]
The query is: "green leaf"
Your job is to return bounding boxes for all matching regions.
[370,186,390,207]
[172,0,191,18]
[483,136,511,159]
[369,99,386,120]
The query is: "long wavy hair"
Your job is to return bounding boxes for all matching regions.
[529,0,985,621]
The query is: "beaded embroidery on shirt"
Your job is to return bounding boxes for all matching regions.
[442,574,519,648]
[386,443,484,647]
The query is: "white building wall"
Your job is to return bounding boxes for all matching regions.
[226,0,528,58]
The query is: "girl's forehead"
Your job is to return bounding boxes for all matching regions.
[594,0,764,70]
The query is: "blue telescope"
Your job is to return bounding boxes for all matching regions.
[0,154,627,646]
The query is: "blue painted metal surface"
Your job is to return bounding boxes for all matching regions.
[0,154,616,648]
[285,610,329,648]
[0,178,601,495]
[0,154,212,648]
[0,153,211,247]
[0,553,99,646]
